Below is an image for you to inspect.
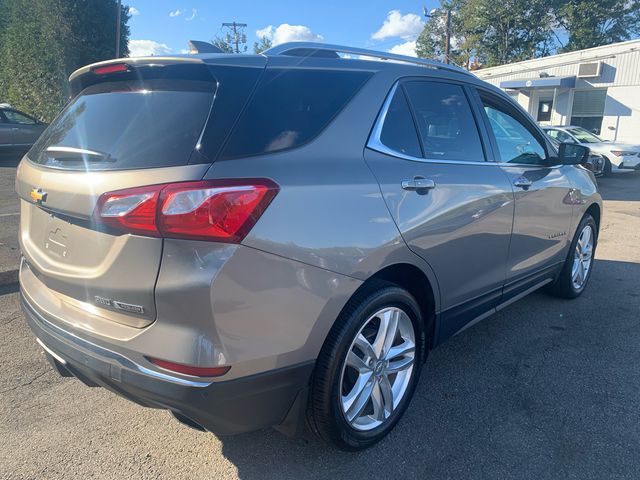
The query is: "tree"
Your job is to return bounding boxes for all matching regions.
[211,37,235,54]
[553,0,640,52]
[0,0,130,121]
[461,0,555,66]
[253,36,273,54]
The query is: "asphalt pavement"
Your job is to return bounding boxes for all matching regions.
[0,156,20,285]
[1,173,639,479]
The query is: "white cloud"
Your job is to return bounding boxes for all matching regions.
[255,24,323,46]
[185,8,197,21]
[371,10,424,41]
[129,40,172,57]
[389,40,417,57]
[128,6,140,16]
[169,9,182,17]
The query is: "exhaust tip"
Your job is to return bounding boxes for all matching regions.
[172,411,207,432]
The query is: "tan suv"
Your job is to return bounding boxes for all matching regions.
[17,43,601,450]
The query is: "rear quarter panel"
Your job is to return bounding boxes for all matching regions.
[205,69,441,311]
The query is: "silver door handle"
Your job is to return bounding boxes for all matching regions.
[513,177,532,188]
[11,127,19,131]
[401,178,436,191]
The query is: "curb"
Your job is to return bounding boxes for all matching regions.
[0,269,19,288]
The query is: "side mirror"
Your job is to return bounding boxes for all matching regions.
[558,142,590,165]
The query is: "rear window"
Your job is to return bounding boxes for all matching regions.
[29,68,217,171]
[221,69,372,159]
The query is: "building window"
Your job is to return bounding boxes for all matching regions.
[570,89,607,134]
[537,99,553,122]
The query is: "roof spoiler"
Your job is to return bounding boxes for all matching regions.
[188,40,225,54]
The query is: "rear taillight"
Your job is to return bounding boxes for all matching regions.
[94,179,278,243]
[95,185,162,237]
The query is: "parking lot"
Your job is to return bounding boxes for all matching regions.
[1,171,639,479]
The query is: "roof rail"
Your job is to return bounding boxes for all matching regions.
[263,42,472,76]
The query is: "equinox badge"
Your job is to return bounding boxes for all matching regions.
[30,188,48,204]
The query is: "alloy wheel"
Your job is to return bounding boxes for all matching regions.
[572,224,594,290]
[339,307,416,431]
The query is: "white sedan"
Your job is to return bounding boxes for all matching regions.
[543,126,640,175]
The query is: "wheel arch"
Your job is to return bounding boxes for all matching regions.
[360,263,437,357]
[585,202,601,232]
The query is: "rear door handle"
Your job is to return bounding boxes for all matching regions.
[513,177,532,189]
[401,178,436,191]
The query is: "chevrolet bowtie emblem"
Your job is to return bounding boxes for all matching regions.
[30,188,47,204]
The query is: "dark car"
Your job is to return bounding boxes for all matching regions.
[0,105,47,158]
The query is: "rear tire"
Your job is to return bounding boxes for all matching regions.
[306,280,425,451]
[546,214,597,299]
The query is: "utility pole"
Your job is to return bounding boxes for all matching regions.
[222,22,248,53]
[424,5,452,64]
[444,9,451,64]
[115,0,122,58]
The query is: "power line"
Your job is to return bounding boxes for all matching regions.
[222,22,247,53]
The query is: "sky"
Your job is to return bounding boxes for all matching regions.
[126,1,443,57]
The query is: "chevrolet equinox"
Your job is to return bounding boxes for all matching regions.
[17,42,602,451]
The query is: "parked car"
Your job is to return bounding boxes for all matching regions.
[542,125,640,175]
[0,105,47,157]
[17,42,602,451]
[547,137,605,177]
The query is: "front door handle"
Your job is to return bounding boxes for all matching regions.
[401,178,436,191]
[513,177,532,189]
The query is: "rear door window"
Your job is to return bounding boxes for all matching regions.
[221,69,371,159]
[378,87,422,158]
[403,81,485,162]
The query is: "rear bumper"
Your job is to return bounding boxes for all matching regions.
[21,293,313,435]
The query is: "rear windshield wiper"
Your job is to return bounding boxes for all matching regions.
[45,146,115,162]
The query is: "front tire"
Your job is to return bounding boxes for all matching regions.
[603,157,613,177]
[307,281,425,451]
[546,214,597,299]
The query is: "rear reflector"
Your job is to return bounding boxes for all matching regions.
[147,357,230,377]
[94,179,278,243]
[92,63,129,75]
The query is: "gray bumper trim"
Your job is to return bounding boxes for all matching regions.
[22,293,213,388]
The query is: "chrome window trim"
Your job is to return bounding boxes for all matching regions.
[367,80,490,167]
[367,81,563,169]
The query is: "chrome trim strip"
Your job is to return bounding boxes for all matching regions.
[37,337,67,365]
[23,296,213,388]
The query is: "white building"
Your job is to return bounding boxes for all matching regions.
[474,39,640,143]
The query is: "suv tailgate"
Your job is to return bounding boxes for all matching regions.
[16,59,265,329]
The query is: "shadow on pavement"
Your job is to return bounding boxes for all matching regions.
[598,171,640,202]
[217,258,640,479]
